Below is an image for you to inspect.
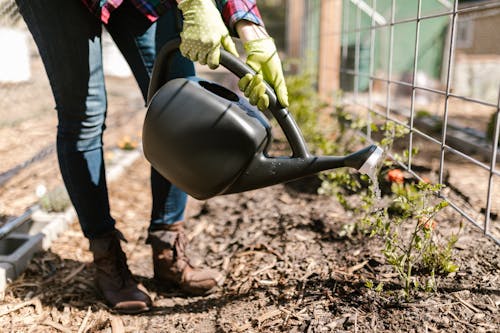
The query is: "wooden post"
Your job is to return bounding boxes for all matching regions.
[318,0,342,101]
[286,0,305,73]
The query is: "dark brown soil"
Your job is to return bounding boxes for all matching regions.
[0,153,498,332]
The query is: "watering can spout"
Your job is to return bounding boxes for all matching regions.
[224,144,382,194]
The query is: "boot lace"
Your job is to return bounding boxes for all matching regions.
[173,231,192,268]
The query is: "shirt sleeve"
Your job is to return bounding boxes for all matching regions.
[215,0,264,36]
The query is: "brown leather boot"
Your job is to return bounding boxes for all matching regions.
[146,222,223,295]
[89,229,152,314]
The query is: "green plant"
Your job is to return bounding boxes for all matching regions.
[415,109,431,118]
[365,279,384,292]
[285,79,461,297]
[285,72,336,155]
[39,186,71,213]
[317,117,460,297]
[367,181,454,296]
[422,232,460,275]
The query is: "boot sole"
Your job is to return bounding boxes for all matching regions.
[113,305,151,314]
[153,277,219,296]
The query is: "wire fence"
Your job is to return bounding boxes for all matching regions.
[335,0,499,244]
[0,0,20,26]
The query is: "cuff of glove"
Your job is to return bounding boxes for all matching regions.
[243,37,277,54]
[177,0,203,12]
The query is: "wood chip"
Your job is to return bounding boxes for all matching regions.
[347,260,369,274]
[78,307,92,333]
[236,309,282,332]
[43,319,73,333]
[111,315,125,333]
[0,299,38,317]
[251,260,277,276]
[258,279,278,286]
[258,309,282,322]
[187,219,209,241]
[236,322,252,332]
[33,298,43,315]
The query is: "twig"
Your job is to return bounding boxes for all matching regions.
[453,294,482,313]
[331,269,351,277]
[78,307,92,333]
[347,260,369,274]
[280,308,294,327]
[61,263,86,283]
[446,311,479,330]
[400,301,461,308]
[234,250,260,257]
[251,260,277,277]
[354,310,358,333]
[255,243,285,261]
[296,280,308,307]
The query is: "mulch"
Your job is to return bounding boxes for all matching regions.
[0,155,498,332]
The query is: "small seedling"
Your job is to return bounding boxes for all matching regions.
[39,186,71,213]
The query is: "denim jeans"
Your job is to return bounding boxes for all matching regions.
[16,0,195,238]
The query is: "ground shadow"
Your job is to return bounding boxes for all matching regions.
[8,250,247,316]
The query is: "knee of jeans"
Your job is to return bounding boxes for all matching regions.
[57,114,106,152]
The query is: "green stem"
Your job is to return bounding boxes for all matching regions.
[403,217,422,293]
[406,262,413,292]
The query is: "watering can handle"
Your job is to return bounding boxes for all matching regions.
[147,38,310,158]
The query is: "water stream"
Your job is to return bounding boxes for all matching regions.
[367,169,381,202]
[358,146,383,204]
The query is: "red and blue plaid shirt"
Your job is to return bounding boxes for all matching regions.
[82,0,262,34]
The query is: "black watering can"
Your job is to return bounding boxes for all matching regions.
[143,39,383,200]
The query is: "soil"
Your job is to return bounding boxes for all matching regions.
[1,157,499,332]
[0,44,499,333]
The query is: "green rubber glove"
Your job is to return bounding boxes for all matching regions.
[238,37,289,111]
[178,0,239,69]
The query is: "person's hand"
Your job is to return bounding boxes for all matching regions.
[238,37,289,111]
[178,0,239,69]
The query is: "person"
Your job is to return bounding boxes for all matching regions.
[14,0,288,314]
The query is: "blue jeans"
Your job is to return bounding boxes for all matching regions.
[15,0,195,238]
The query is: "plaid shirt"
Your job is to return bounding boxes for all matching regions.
[82,0,262,34]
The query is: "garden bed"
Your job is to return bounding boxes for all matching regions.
[0,157,498,331]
